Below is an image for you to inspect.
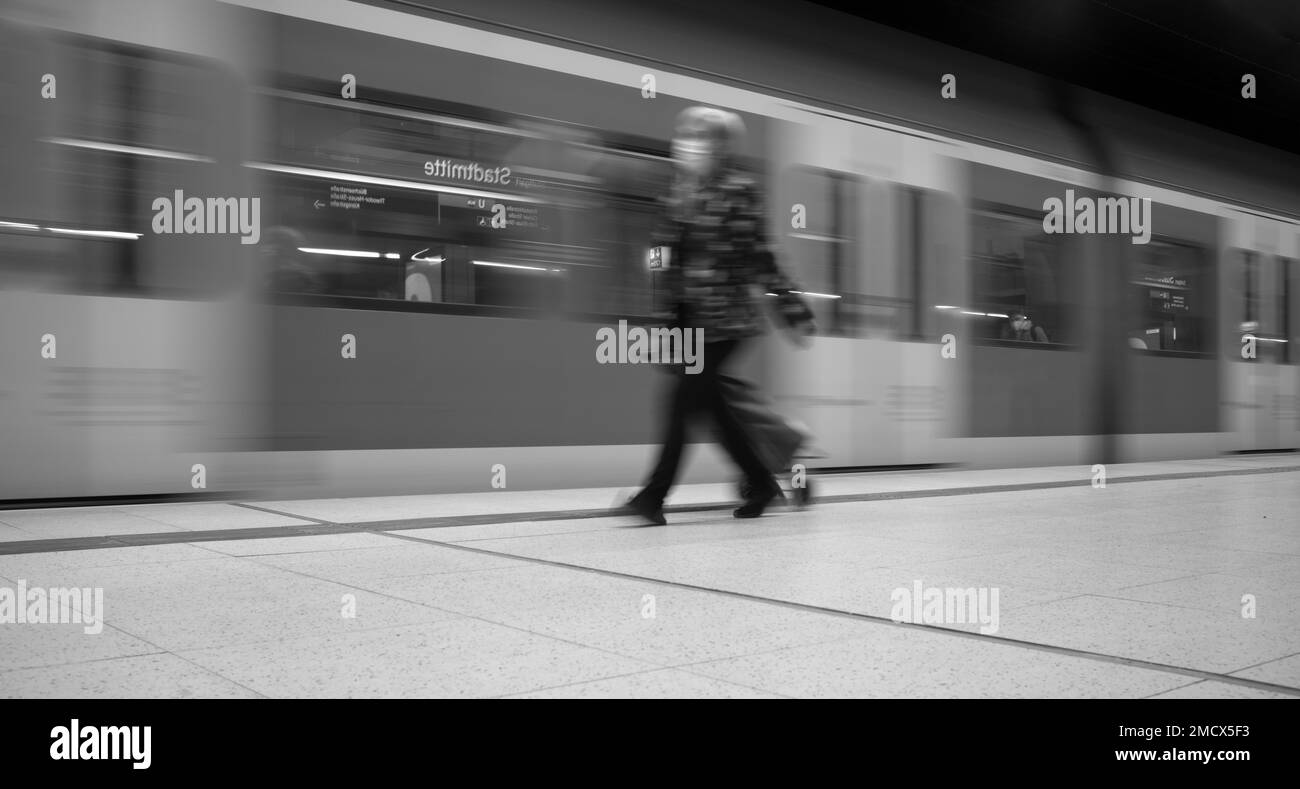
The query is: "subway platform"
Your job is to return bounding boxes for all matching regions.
[1,455,1298,699]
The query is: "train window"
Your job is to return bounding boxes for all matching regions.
[1237,250,1293,363]
[843,179,906,339]
[0,34,242,297]
[779,172,955,340]
[254,90,672,317]
[969,206,1076,345]
[780,167,851,334]
[1130,240,1211,354]
[899,186,961,341]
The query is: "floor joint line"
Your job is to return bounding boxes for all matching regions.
[382,529,1300,698]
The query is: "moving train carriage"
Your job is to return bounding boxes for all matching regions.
[763,111,1299,471]
[238,15,782,497]
[1,0,1296,504]
[0,11,267,503]
[242,12,969,493]
[236,1,1296,496]
[956,162,1223,466]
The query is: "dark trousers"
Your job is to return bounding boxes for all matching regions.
[638,339,777,506]
[716,373,804,473]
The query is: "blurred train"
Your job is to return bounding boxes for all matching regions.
[0,0,1296,504]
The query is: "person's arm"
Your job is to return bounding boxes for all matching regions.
[735,180,815,333]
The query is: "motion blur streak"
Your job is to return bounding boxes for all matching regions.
[0,0,1296,504]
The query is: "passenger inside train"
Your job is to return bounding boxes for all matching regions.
[1000,311,1049,343]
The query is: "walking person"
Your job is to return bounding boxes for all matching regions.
[621,106,815,525]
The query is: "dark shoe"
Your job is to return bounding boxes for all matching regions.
[733,483,781,519]
[618,493,666,526]
[738,478,789,503]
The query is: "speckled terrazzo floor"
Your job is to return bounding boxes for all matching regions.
[1,457,1298,698]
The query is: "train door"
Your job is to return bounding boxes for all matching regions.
[764,113,961,468]
[0,3,267,503]
[1223,216,1299,452]
[885,137,965,467]
[764,114,866,467]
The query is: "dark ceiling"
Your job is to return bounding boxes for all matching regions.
[810,0,1300,155]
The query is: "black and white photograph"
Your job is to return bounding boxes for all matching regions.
[0,0,1295,772]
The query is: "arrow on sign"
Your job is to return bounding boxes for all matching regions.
[314,200,325,209]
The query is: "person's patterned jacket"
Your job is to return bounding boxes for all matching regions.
[651,168,814,342]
